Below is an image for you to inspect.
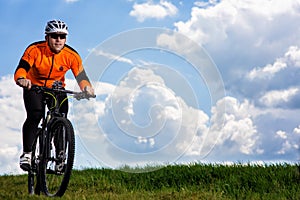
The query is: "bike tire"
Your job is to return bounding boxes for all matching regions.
[28,128,43,195]
[40,117,75,197]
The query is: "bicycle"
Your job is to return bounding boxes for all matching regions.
[27,81,96,197]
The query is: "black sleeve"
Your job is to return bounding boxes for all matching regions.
[14,59,31,74]
[75,69,91,83]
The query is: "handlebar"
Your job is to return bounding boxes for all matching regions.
[31,85,96,100]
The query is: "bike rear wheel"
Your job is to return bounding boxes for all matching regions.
[28,128,43,195]
[40,117,75,197]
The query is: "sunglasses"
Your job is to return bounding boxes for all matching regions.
[49,34,67,39]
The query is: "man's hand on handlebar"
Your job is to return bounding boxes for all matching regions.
[17,78,32,90]
[84,86,95,97]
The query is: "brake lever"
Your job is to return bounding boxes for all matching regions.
[74,93,85,100]
[74,92,96,100]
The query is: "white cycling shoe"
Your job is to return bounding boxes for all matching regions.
[20,152,32,171]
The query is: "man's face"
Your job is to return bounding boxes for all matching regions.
[46,33,67,53]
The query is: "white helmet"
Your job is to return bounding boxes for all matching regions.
[45,20,68,35]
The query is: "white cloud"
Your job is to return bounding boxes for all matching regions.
[174,1,238,45]
[276,140,292,155]
[247,46,300,80]
[276,130,287,139]
[81,67,211,167]
[247,59,287,80]
[195,96,260,157]
[175,0,300,46]
[130,0,178,22]
[275,130,298,155]
[0,145,21,175]
[259,87,299,107]
[0,75,26,175]
[284,46,300,68]
[89,49,134,65]
[194,0,218,8]
[293,125,300,135]
[91,66,261,164]
[172,0,300,105]
[171,0,300,112]
[156,31,199,55]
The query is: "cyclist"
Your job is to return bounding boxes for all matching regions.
[14,19,95,171]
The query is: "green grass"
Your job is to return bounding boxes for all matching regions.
[0,163,299,199]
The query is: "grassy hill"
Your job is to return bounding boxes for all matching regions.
[0,163,299,199]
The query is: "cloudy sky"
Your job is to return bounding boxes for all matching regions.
[1,0,300,175]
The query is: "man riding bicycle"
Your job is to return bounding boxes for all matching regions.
[14,19,95,171]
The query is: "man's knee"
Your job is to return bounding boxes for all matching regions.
[27,110,43,122]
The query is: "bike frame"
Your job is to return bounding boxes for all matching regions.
[28,82,95,196]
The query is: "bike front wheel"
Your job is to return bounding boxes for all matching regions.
[40,117,75,197]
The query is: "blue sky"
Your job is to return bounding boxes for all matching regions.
[0,0,195,76]
[1,0,300,175]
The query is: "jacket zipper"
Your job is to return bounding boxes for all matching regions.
[44,55,55,87]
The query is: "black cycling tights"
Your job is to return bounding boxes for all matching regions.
[22,89,68,152]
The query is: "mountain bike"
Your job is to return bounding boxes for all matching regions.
[27,82,96,197]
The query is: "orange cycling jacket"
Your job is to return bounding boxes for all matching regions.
[14,41,91,90]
